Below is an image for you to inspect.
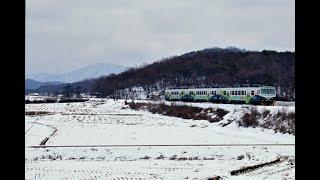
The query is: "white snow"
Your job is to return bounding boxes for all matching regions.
[25,99,295,179]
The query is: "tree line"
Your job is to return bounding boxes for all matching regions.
[34,48,295,100]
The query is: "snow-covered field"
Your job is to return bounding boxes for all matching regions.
[25,99,295,179]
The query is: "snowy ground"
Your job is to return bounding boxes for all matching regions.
[25,99,295,179]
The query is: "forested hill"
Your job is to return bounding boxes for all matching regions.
[36,48,295,100]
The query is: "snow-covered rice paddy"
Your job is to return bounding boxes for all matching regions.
[25,99,295,179]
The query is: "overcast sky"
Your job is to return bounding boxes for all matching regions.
[26,0,295,74]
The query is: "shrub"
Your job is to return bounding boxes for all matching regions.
[241,113,258,127]
[128,102,229,123]
[215,108,229,119]
[240,108,260,127]
[262,110,271,118]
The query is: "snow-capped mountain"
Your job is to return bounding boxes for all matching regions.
[26,63,127,83]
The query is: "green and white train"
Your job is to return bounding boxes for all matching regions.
[165,86,276,105]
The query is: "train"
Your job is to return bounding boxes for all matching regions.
[165,85,276,105]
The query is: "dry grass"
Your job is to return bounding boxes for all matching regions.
[239,107,295,135]
[25,111,51,116]
[128,102,229,123]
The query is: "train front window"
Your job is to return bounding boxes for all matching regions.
[267,89,275,94]
[261,88,275,95]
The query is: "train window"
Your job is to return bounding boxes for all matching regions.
[223,91,226,95]
[251,91,254,95]
[269,89,275,94]
[241,91,244,95]
[244,91,246,95]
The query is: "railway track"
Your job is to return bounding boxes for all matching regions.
[27,143,294,148]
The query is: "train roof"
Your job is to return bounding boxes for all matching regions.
[166,84,274,90]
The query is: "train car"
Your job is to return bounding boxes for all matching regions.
[165,86,276,105]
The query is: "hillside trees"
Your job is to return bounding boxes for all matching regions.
[35,48,295,100]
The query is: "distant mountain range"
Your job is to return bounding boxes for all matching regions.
[25,79,62,90]
[26,63,127,83]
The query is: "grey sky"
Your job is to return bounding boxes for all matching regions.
[26,0,295,74]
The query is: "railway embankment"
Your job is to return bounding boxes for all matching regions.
[127,101,229,123]
[238,107,295,135]
[126,100,295,135]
